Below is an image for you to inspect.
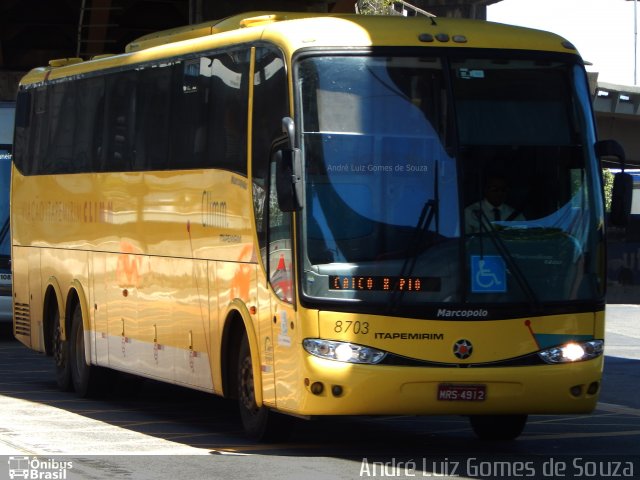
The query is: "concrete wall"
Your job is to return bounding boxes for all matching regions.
[594,82,640,166]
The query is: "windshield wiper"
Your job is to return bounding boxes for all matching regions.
[474,209,541,312]
[387,198,438,313]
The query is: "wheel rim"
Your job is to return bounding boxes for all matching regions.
[73,319,85,379]
[239,355,258,415]
[53,317,65,368]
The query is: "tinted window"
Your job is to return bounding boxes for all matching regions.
[172,50,250,174]
[13,47,252,176]
[251,46,289,260]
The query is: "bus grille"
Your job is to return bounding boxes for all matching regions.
[13,303,31,337]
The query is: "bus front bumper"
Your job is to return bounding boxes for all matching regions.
[289,355,603,416]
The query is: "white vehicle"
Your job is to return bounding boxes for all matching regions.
[0,102,13,324]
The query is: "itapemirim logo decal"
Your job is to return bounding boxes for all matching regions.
[453,339,474,360]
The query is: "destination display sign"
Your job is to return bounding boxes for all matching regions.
[329,275,441,292]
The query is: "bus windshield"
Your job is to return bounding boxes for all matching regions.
[298,53,603,310]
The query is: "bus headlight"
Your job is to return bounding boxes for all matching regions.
[303,339,387,364]
[538,340,604,364]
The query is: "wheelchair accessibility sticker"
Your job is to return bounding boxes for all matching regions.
[471,255,506,293]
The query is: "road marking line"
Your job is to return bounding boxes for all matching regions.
[0,438,40,455]
[523,430,640,440]
[597,402,640,416]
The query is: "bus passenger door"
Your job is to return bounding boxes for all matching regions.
[250,44,293,409]
[266,160,298,410]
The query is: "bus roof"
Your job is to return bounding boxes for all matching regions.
[19,11,581,87]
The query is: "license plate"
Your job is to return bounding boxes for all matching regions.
[437,384,486,401]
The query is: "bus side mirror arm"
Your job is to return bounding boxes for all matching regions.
[274,118,303,212]
[595,139,632,227]
[283,117,296,149]
[274,149,303,212]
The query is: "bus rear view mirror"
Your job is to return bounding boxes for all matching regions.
[274,148,303,212]
[595,139,631,227]
[595,139,625,167]
[610,172,633,227]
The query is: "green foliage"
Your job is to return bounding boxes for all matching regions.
[603,168,614,212]
[357,0,395,15]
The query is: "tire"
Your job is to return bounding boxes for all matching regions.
[52,308,72,391]
[469,414,528,441]
[237,333,294,442]
[69,303,101,397]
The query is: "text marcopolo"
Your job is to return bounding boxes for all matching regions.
[437,309,488,318]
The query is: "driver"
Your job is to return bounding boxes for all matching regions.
[465,175,524,234]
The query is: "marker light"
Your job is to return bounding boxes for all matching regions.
[538,340,603,364]
[303,339,387,364]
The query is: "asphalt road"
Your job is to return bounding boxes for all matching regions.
[0,305,638,479]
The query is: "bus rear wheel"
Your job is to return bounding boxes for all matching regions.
[237,333,293,442]
[469,414,528,441]
[69,303,93,397]
[52,308,72,391]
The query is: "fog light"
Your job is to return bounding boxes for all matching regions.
[331,385,343,397]
[570,385,583,397]
[310,382,324,395]
[587,381,599,395]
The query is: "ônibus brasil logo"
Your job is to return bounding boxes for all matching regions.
[8,457,73,480]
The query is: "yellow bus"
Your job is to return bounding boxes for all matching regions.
[11,11,627,441]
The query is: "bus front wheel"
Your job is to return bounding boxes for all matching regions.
[237,333,293,442]
[469,414,528,441]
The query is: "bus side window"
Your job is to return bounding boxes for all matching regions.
[47,82,76,173]
[207,50,250,174]
[252,46,289,274]
[31,87,50,175]
[136,65,172,170]
[104,73,136,172]
[173,58,208,170]
[74,77,105,173]
[13,91,31,174]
